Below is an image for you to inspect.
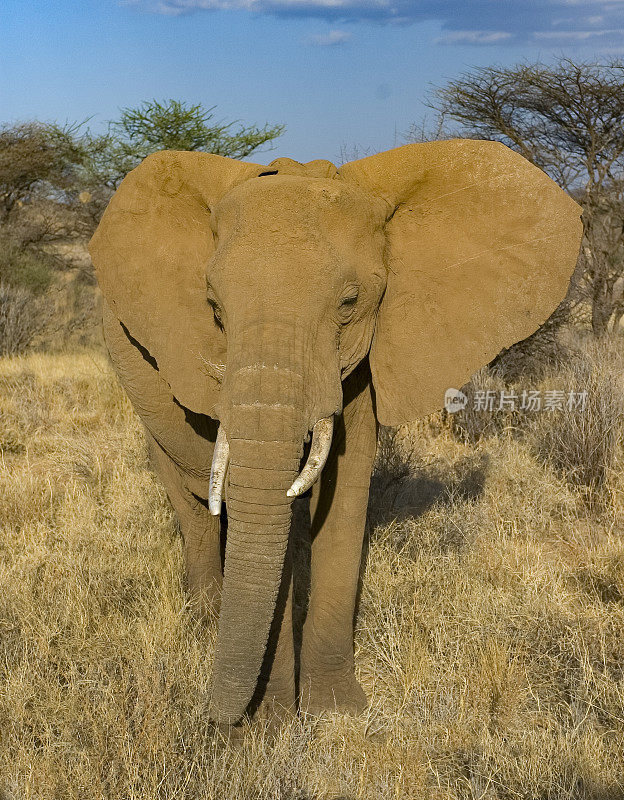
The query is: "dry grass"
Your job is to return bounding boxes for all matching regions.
[1,347,624,799]
[452,333,624,504]
[527,337,624,503]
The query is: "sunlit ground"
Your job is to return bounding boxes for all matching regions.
[1,348,623,799]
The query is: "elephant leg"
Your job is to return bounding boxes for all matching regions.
[300,362,377,715]
[147,433,223,615]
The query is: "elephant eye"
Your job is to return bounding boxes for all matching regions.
[338,286,359,322]
[206,284,224,331]
[208,299,223,328]
[340,287,359,307]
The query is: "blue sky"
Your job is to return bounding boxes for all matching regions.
[1,1,622,163]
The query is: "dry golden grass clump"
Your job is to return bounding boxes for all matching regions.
[1,344,624,799]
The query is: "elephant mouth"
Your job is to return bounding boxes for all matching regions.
[208,414,334,516]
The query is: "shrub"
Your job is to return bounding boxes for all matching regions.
[448,334,624,504]
[367,426,414,527]
[448,368,514,444]
[0,228,53,294]
[527,338,624,502]
[489,311,572,383]
[0,227,58,355]
[0,282,48,356]
[0,121,88,221]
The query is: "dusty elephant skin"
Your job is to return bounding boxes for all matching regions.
[88,141,583,726]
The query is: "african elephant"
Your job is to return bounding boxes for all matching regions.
[88,141,582,726]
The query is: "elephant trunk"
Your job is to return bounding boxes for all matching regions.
[208,322,311,724]
[209,432,302,723]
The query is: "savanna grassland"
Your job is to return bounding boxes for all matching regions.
[1,339,624,799]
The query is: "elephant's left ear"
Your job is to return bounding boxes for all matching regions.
[339,140,583,426]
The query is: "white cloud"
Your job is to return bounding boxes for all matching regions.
[560,0,624,4]
[307,28,352,44]
[148,0,251,12]
[533,27,624,38]
[141,0,382,12]
[436,30,512,45]
[128,0,624,49]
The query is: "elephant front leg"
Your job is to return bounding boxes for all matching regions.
[147,434,223,615]
[182,504,223,614]
[299,366,377,715]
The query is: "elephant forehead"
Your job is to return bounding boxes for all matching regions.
[266,157,337,178]
[215,175,383,227]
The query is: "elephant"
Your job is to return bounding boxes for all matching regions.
[88,140,582,726]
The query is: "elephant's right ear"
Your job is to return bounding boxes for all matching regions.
[89,151,262,417]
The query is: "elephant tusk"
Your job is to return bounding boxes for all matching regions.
[209,426,230,516]
[287,416,334,498]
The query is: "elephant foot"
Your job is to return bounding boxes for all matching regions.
[250,676,296,727]
[255,692,296,720]
[255,697,297,739]
[214,721,246,748]
[299,671,368,716]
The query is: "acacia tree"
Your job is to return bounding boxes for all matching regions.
[75,99,285,225]
[0,102,285,235]
[87,99,286,191]
[116,98,284,157]
[424,59,624,336]
[0,121,88,223]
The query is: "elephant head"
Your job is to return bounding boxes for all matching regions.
[88,142,582,724]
